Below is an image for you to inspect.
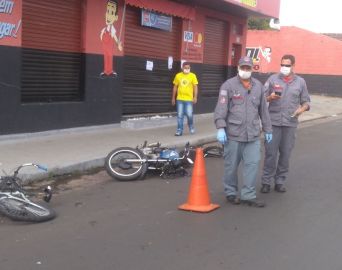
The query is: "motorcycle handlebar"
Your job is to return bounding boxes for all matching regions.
[147,142,160,148]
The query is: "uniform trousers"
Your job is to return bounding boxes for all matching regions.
[223,139,260,200]
[262,125,296,186]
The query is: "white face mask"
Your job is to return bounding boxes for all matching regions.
[280,66,291,76]
[238,69,252,80]
[183,68,190,74]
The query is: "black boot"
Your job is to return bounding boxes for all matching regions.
[260,184,271,193]
[240,198,265,208]
[274,184,287,193]
[226,195,240,205]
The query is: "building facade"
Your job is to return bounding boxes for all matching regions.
[247,26,342,96]
[0,0,280,134]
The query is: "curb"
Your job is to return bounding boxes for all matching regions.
[22,135,217,183]
[18,113,342,182]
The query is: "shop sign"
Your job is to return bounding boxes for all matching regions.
[0,0,21,40]
[141,9,172,32]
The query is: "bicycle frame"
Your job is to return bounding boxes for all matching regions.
[0,163,55,222]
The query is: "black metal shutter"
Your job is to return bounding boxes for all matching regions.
[123,6,181,115]
[201,17,228,97]
[21,0,83,103]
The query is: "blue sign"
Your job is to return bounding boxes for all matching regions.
[141,9,172,32]
[184,31,193,42]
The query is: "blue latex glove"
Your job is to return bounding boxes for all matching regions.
[217,128,227,144]
[265,133,272,143]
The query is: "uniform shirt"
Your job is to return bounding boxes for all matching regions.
[214,76,272,142]
[173,72,198,101]
[265,73,310,127]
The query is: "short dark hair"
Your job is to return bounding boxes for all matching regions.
[182,62,191,67]
[281,54,295,65]
[108,1,119,16]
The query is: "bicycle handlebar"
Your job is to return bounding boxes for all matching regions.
[37,164,48,171]
[13,163,48,177]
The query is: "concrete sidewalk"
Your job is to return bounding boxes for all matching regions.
[1,95,341,181]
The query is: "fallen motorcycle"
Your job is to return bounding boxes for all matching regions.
[105,141,194,181]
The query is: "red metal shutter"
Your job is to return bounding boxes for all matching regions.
[22,0,82,52]
[202,17,228,97]
[124,6,181,59]
[21,0,83,103]
[122,6,181,115]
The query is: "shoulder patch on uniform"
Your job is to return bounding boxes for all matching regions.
[220,96,227,104]
[219,89,227,96]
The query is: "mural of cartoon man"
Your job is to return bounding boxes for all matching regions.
[100,0,123,78]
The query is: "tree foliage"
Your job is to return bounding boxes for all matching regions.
[248,17,271,30]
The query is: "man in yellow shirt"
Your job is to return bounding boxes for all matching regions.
[171,62,199,136]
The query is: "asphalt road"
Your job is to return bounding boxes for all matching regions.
[2,117,342,270]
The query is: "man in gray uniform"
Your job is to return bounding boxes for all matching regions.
[261,54,310,193]
[214,56,272,207]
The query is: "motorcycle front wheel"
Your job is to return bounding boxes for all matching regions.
[0,197,56,222]
[105,147,147,181]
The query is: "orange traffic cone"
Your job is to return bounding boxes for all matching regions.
[178,147,220,213]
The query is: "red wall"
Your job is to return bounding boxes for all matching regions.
[1,0,249,65]
[181,6,246,65]
[246,26,342,76]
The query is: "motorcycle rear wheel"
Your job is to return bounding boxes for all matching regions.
[105,147,147,181]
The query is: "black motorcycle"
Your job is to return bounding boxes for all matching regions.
[105,141,194,181]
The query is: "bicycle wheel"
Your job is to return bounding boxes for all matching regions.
[105,147,147,181]
[0,197,56,222]
[203,145,224,158]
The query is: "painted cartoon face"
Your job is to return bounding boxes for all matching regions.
[106,1,118,25]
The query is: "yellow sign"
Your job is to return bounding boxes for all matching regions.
[241,0,257,8]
